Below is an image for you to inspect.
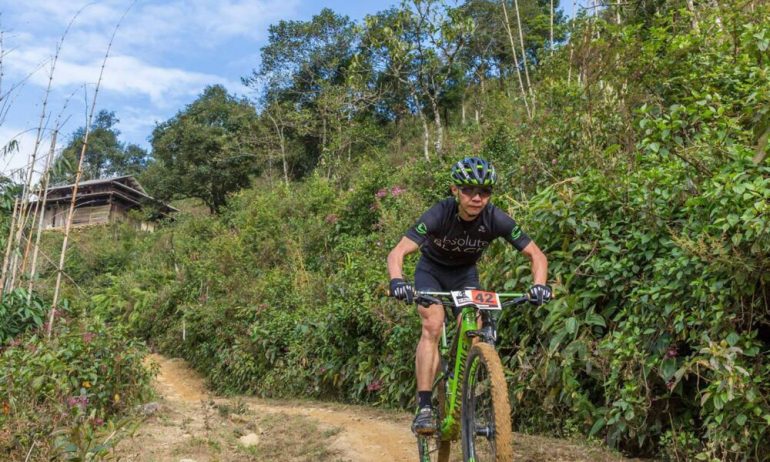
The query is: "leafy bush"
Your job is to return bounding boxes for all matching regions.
[0,315,154,460]
[0,289,47,343]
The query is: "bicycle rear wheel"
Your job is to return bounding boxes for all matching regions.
[460,343,513,462]
[417,372,451,462]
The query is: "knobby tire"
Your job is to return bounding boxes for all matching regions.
[417,363,451,462]
[461,343,513,462]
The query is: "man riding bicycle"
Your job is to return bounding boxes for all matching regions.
[386,156,550,435]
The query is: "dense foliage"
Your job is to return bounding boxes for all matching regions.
[147,85,261,213]
[0,289,46,343]
[7,0,770,460]
[0,315,154,460]
[0,183,154,460]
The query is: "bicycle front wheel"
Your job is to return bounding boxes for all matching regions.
[417,371,451,462]
[460,343,513,462]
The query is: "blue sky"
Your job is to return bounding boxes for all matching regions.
[0,0,575,179]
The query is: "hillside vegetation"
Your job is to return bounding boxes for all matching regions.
[2,0,770,460]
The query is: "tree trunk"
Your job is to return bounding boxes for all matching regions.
[421,113,430,161]
[322,116,327,154]
[753,126,770,165]
[686,0,700,32]
[267,113,289,187]
[348,133,352,162]
[429,93,443,155]
[712,0,724,32]
[513,0,534,114]
[408,87,431,161]
[279,129,289,187]
[569,0,577,84]
[501,0,531,118]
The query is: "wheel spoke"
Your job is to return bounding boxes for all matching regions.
[461,344,513,462]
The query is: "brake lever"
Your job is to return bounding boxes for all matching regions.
[415,294,442,307]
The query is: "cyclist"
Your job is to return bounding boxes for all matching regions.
[386,156,550,435]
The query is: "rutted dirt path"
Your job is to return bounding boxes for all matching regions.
[115,354,642,462]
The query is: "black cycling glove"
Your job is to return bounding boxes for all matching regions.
[528,284,552,306]
[390,278,414,303]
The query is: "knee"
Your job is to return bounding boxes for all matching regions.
[421,316,443,340]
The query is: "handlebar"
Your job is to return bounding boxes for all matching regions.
[413,290,530,308]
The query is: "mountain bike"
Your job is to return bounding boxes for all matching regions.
[413,289,529,462]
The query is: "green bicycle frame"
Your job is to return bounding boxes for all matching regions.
[432,292,525,442]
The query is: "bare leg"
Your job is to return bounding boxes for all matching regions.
[415,303,445,392]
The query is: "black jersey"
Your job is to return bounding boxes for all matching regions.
[404,198,532,267]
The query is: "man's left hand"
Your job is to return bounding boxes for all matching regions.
[527,284,552,305]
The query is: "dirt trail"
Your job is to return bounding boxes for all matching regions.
[154,354,414,461]
[115,354,642,462]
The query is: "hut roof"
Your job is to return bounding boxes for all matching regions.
[43,176,178,214]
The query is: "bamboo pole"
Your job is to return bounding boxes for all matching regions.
[18,13,81,280]
[49,4,133,336]
[501,0,532,118]
[0,30,4,106]
[13,14,81,290]
[0,198,20,294]
[6,205,26,291]
[27,127,60,300]
[3,9,83,296]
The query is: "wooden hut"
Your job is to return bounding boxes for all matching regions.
[38,176,177,231]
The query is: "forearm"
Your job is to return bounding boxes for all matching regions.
[387,237,420,280]
[531,253,548,285]
[521,241,548,285]
[387,251,405,279]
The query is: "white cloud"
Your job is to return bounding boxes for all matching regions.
[58,54,237,105]
[2,0,291,114]
[185,0,301,42]
[115,106,163,145]
[6,44,238,107]
[0,125,57,180]
[2,0,309,151]
[5,0,301,53]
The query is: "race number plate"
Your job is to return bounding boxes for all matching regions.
[450,290,501,310]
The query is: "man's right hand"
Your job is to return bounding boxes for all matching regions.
[389,278,414,303]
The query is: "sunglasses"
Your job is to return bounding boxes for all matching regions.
[459,186,493,198]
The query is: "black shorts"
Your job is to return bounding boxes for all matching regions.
[414,256,480,316]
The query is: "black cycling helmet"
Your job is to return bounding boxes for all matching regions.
[450,157,497,186]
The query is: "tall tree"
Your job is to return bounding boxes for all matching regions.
[361,1,474,157]
[150,85,259,213]
[50,110,149,184]
[243,8,362,176]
